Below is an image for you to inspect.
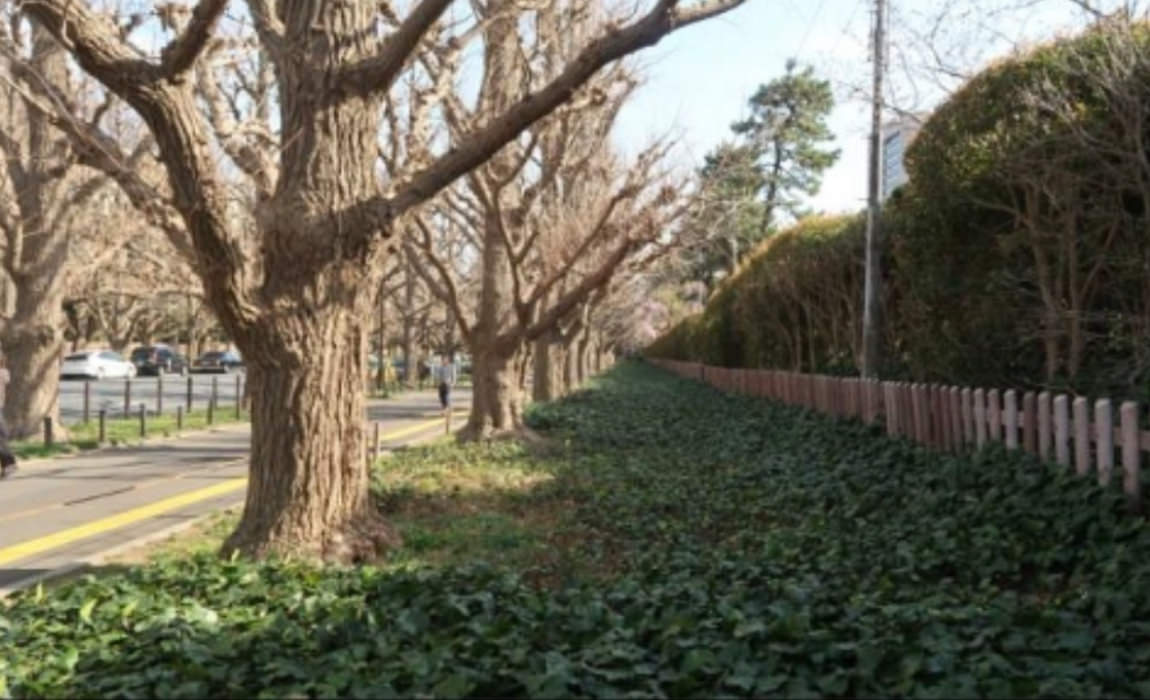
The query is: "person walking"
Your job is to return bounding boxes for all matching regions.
[0,354,17,479]
[434,355,457,411]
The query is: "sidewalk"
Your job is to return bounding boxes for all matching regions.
[0,389,470,591]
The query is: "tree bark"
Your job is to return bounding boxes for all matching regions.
[2,306,66,438]
[222,310,397,560]
[463,343,523,438]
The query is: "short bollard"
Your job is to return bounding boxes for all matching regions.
[176,405,184,431]
[157,373,164,415]
[207,397,215,426]
[43,416,53,448]
[83,381,91,424]
[211,376,219,410]
[373,422,381,462]
[234,374,242,419]
[98,409,107,444]
[139,403,147,438]
[186,375,194,411]
[124,378,132,418]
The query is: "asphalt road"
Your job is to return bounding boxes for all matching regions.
[57,373,247,425]
[0,388,471,591]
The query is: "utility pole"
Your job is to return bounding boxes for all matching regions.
[861,0,886,378]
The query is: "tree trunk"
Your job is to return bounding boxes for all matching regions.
[463,343,523,438]
[562,338,578,394]
[222,310,397,560]
[2,306,66,439]
[531,330,566,403]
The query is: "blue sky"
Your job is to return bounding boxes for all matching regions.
[611,0,1105,214]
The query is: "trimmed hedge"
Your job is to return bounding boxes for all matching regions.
[652,21,1150,401]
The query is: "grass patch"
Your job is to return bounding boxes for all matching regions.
[7,362,1150,697]
[10,407,247,460]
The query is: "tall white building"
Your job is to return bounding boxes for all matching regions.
[881,116,922,200]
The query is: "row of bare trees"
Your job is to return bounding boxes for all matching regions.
[0,0,741,560]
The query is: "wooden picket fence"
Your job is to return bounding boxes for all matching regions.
[649,358,1149,511]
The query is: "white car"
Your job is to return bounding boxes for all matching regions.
[60,350,137,380]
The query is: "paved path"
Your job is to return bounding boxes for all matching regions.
[0,389,470,590]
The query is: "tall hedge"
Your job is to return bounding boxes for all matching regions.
[650,21,1150,401]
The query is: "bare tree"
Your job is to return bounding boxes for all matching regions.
[13,0,741,559]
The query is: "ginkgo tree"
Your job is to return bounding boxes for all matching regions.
[12,0,742,560]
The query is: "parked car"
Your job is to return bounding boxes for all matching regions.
[191,350,244,374]
[130,344,188,376]
[60,350,136,380]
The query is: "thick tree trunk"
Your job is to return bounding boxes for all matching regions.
[531,331,566,403]
[222,310,397,560]
[2,307,66,439]
[463,344,523,438]
[218,0,393,559]
[562,338,578,394]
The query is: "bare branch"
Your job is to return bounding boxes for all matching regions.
[158,0,229,79]
[384,0,745,217]
[336,0,454,98]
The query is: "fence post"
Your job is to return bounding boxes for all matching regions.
[1053,395,1070,468]
[211,375,219,410]
[1121,401,1140,511]
[43,416,53,448]
[949,387,963,452]
[176,405,184,431]
[98,409,107,444]
[373,422,381,462]
[207,394,215,426]
[83,380,91,424]
[186,375,194,411]
[1022,391,1037,454]
[973,389,987,448]
[987,389,1001,444]
[961,388,973,446]
[157,372,164,416]
[124,377,132,418]
[1096,399,1113,486]
[1037,391,1051,461]
[138,403,147,438]
[235,374,242,419]
[1073,397,1090,477]
[1004,390,1019,450]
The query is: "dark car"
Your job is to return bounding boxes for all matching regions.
[130,344,188,376]
[191,350,244,374]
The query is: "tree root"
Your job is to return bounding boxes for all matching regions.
[220,507,402,565]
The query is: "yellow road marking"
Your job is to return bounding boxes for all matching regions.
[378,416,458,441]
[0,416,466,565]
[0,458,247,525]
[0,478,246,565]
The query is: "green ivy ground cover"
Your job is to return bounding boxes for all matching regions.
[4,361,1150,698]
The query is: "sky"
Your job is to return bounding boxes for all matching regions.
[610,0,1109,215]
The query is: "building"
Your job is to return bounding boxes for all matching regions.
[881,116,923,200]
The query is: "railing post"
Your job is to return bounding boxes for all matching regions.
[138,403,147,438]
[207,395,215,426]
[98,409,107,444]
[176,405,184,431]
[186,374,194,411]
[43,416,53,448]
[124,377,132,418]
[157,372,164,416]
[1121,401,1140,512]
[83,380,91,424]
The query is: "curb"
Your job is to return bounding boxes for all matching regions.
[13,421,251,469]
